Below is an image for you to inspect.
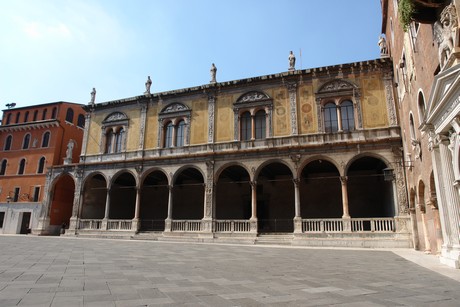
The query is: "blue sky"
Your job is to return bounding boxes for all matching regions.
[0,0,382,108]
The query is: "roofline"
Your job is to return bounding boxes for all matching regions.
[87,57,392,111]
[1,101,84,112]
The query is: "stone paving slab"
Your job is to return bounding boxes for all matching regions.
[0,235,459,306]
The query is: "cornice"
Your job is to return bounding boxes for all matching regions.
[0,119,60,132]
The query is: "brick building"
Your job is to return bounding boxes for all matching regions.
[0,102,85,234]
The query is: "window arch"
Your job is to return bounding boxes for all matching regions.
[0,159,7,175]
[340,100,355,131]
[234,91,272,141]
[66,108,74,123]
[409,113,416,141]
[42,131,50,148]
[37,157,46,174]
[22,134,31,149]
[18,159,26,175]
[42,109,47,120]
[15,112,21,123]
[33,110,38,121]
[101,112,129,154]
[4,135,12,151]
[77,114,85,128]
[158,103,191,148]
[24,111,29,122]
[316,79,360,133]
[6,113,12,125]
[51,107,57,119]
[417,91,426,124]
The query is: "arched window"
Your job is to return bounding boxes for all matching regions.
[24,111,29,122]
[42,109,47,120]
[164,122,174,148]
[42,132,50,148]
[324,102,338,133]
[15,112,21,123]
[176,120,185,147]
[409,113,416,141]
[240,112,252,141]
[255,110,266,139]
[417,91,426,123]
[37,157,46,174]
[77,114,85,128]
[6,113,12,125]
[340,100,355,131]
[18,159,26,175]
[4,135,12,151]
[51,107,57,119]
[22,134,31,149]
[33,110,38,121]
[0,160,7,175]
[105,130,114,153]
[115,128,124,153]
[66,108,74,123]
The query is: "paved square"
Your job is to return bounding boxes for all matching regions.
[0,236,459,306]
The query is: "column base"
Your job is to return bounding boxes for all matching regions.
[65,216,78,236]
[32,217,50,235]
[101,218,108,231]
[131,218,140,233]
[293,217,302,234]
[342,216,351,232]
[164,218,172,232]
[249,218,258,233]
[440,246,460,269]
[201,218,213,233]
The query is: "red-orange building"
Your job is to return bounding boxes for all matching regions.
[0,101,85,234]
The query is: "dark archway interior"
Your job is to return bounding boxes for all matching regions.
[216,165,251,219]
[81,174,107,219]
[140,171,169,231]
[50,174,75,227]
[257,162,294,233]
[300,160,342,218]
[110,172,136,219]
[347,157,394,218]
[173,168,204,219]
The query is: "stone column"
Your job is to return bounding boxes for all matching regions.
[207,95,215,144]
[267,106,273,138]
[33,172,53,235]
[164,185,173,232]
[287,83,298,136]
[336,105,343,132]
[251,114,255,140]
[101,187,111,230]
[420,209,431,253]
[68,169,84,234]
[293,178,302,233]
[250,181,258,233]
[157,119,163,148]
[233,110,239,141]
[132,187,141,232]
[340,176,351,232]
[202,161,214,233]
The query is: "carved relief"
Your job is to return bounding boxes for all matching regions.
[287,83,298,135]
[384,77,397,126]
[208,95,215,143]
[236,91,270,104]
[103,112,128,123]
[162,103,189,113]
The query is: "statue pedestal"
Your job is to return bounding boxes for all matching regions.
[63,158,72,165]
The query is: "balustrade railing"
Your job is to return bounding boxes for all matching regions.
[107,219,132,230]
[351,218,395,232]
[171,220,202,232]
[214,220,251,232]
[302,219,343,232]
[79,219,102,230]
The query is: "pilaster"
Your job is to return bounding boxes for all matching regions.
[287,83,298,136]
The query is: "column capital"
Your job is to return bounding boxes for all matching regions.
[340,176,348,184]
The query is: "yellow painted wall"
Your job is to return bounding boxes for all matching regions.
[361,76,389,128]
[298,84,317,134]
[215,94,234,142]
[190,98,208,145]
[125,109,140,151]
[144,105,159,149]
[86,113,103,155]
[272,87,290,136]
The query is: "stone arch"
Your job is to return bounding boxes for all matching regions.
[81,172,108,219]
[109,171,137,219]
[298,155,343,178]
[346,156,394,218]
[344,152,392,175]
[215,162,252,183]
[254,159,295,180]
[172,166,205,220]
[140,168,170,231]
[300,159,342,218]
[256,161,295,232]
[49,173,76,234]
[215,164,251,220]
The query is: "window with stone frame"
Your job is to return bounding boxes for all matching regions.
[233,91,272,141]
[0,159,7,175]
[18,158,26,175]
[4,135,12,151]
[22,133,31,149]
[42,131,50,148]
[37,157,46,174]
[158,103,191,148]
[101,112,129,154]
[315,79,362,133]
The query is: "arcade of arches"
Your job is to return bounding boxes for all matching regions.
[44,155,402,236]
